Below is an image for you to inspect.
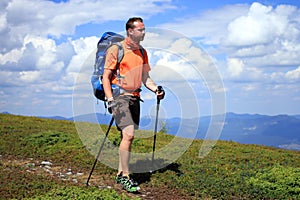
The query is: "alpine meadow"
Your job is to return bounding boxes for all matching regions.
[1,113,299,199]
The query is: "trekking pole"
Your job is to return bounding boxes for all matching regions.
[151,86,163,172]
[86,116,114,186]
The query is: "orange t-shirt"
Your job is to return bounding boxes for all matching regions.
[104,37,150,93]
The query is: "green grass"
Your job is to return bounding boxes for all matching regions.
[0,113,299,199]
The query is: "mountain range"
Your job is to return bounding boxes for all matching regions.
[3,111,299,151]
[139,112,300,150]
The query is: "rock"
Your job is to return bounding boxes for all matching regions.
[66,171,73,175]
[41,161,52,166]
[72,179,78,183]
[76,172,84,176]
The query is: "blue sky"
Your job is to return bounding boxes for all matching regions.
[1,0,300,119]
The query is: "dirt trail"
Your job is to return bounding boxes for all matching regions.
[0,156,192,200]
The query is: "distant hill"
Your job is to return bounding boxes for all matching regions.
[164,112,300,150]
[293,115,300,120]
[3,111,299,150]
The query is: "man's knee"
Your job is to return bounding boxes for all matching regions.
[122,131,134,142]
[121,125,134,142]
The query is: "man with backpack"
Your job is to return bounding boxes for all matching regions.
[102,17,165,192]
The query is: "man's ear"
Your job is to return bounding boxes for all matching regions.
[128,28,134,35]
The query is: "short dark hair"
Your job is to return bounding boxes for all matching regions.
[126,17,143,31]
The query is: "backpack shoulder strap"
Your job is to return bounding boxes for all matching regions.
[139,46,145,64]
[115,42,124,70]
[111,42,124,82]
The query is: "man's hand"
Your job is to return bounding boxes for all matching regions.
[107,99,117,114]
[156,86,165,100]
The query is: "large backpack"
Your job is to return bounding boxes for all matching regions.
[91,32,124,101]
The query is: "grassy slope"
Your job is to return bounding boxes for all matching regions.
[0,113,299,199]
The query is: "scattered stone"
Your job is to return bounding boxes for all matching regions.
[16,159,93,189]
[72,179,78,183]
[59,173,66,178]
[41,161,52,166]
[76,172,84,176]
[43,165,52,170]
[66,171,73,175]
[43,168,53,175]
[98,185,104,189]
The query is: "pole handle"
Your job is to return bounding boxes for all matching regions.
[157,86,163,104]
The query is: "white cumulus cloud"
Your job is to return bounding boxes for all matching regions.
[224,2,295,46]
[227,58,244,77]
[285,66,300,81]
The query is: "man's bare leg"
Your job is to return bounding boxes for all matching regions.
[119,125,134,176]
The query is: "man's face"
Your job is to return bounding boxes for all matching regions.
[129,21,145,42]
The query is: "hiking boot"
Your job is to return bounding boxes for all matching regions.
[116,173,139,186]
[120,175,140,192]
[115,173,122,184]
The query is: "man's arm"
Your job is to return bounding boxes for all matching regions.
[142,71,165,100]
[142,71,157,93]
[102,44,119,102]
[102,68,114,101]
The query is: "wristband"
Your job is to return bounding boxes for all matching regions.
[107,97,114,102]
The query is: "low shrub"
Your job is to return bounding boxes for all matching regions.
[25,186,138,200]
[246,164,300,199]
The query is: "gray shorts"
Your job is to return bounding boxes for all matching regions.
[111,95,140,131]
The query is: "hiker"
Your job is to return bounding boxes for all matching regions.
[102,17,165,192]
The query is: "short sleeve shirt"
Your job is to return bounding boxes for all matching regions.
[104,37,151,92]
